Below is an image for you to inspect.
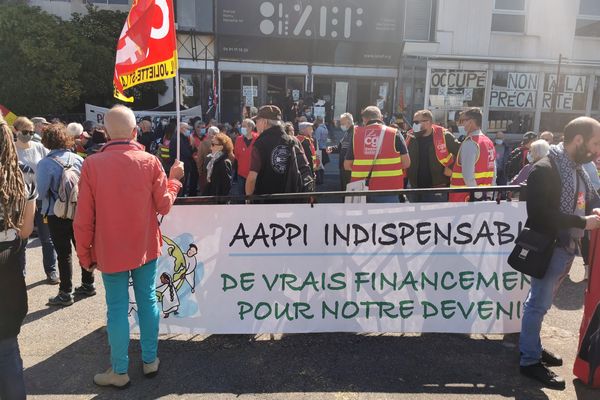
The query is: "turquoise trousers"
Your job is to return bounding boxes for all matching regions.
[102,259,159,374]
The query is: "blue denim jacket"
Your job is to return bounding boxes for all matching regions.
[36,150,84,216]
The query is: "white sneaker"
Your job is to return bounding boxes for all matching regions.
[143,357,160,377]
[93,368,130,388]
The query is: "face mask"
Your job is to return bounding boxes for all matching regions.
[184,130,192,137]
[574,143,596,164]
[458,126,467,137]
[17,133,33,143]
[200,128,206,135]
[241,127,248,136]
[495,139,504,145]
[526,152,534,163]
[340,125,349,132]
[412,123,422,133]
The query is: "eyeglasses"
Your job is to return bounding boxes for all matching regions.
[20,131,34,136]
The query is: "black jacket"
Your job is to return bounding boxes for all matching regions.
[525,156,599,237]
[203,154,232,198]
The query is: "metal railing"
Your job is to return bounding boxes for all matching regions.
[174,185,525,205]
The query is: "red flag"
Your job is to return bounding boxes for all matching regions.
[113,0,178,102]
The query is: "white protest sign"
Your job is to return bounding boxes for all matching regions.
[85,104,202,126]
[130,202,530,335]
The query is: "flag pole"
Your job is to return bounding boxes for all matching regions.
[175,70,181,161]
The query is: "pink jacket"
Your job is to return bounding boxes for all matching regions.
[74,141,182,274]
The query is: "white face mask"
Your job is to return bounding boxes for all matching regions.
[241,127,248,136]
[340,125,349,132]
[527,152,534,163]
[495,139,503,145]
[458,126,467,136]
[412,123,422,132]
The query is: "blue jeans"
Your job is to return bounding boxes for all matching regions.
[519,246,574,366]
[102,260,159,374]
[34,208,57,274]
[0,336,26,400]
[234,176,247,204]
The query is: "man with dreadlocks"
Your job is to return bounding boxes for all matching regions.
[0,114,37,399]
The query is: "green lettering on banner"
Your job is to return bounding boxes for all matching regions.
[328,273,347,290]
[275,302,293,321]
[521,273,531,290]
[322,300,339,319]
[421,272,438,291]
[422,301,438,319]
[381,302,398,318]
[399,300,415,318]
[381,272,398,291]
[459,271,475,290]
[400,271,418,291]
[296,302,314,319]
[221,274,238,292]
[240,273,255,291]
[441,272,457,290]
[354,272,370,292]
[502,272,518,291]
[457,301,475,319]
[496,301,515,320]
[342,301,360,319]
[262,274,279,291]
[441,300,457,319]
[255,302,272,320]
[281,273,299,290]
[238,301,253,320]
[476,273,499,291]
[478,301,493,320]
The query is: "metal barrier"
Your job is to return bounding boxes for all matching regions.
[174,185,526,205]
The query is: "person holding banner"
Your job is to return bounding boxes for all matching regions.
[519,117,600,390]
[344,106,410,203]
[74,105,184,388]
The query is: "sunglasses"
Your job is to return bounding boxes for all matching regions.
[20,130,35,135]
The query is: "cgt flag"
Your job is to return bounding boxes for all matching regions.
[113,0,177,102]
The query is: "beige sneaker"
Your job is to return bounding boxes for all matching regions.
[93,368,130,388]
[143,357,160,378]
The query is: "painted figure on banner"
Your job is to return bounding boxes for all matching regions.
[156,273,180,318]
[127,274,137,317]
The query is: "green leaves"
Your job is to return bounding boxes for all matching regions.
[0,4,165,116]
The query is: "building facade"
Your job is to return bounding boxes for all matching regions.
[31,0,600,134]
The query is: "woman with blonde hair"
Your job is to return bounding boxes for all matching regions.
[13,116,58,283]
[0,114,37,399]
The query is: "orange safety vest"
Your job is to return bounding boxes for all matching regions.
[298,135,320,170]
[405,125,454,168]
[449,133,496,202]
[351,124,404,191]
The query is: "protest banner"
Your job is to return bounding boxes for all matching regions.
[85,104,202,126]
[130,202,529,335]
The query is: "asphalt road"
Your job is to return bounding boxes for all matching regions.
[17,161,600,399]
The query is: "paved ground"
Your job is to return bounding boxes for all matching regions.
[19,235,599,400]
[17,159,600,399]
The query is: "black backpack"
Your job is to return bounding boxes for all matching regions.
[285,141,315,194]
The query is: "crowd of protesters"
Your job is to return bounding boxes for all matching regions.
[3,102,600,395]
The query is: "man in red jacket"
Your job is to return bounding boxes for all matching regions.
[74,105,184,389]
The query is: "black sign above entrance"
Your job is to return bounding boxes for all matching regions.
[217,0,408,66]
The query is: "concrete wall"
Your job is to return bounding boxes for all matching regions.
[420,0,599,63]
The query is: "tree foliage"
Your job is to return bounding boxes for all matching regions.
[0,4,167,117]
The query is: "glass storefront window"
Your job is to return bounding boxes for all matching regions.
[428,69,487,109]
[542,73,588,112]
[540,113,580,134]
[180,71,213,117]
[488,111,534,134]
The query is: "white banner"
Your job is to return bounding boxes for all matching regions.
[85,104,203,126]
[129,202,529,334]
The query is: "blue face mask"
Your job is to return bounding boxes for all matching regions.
[200,128,206,135]
[241,127,248,136]
[458,126,467,136]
